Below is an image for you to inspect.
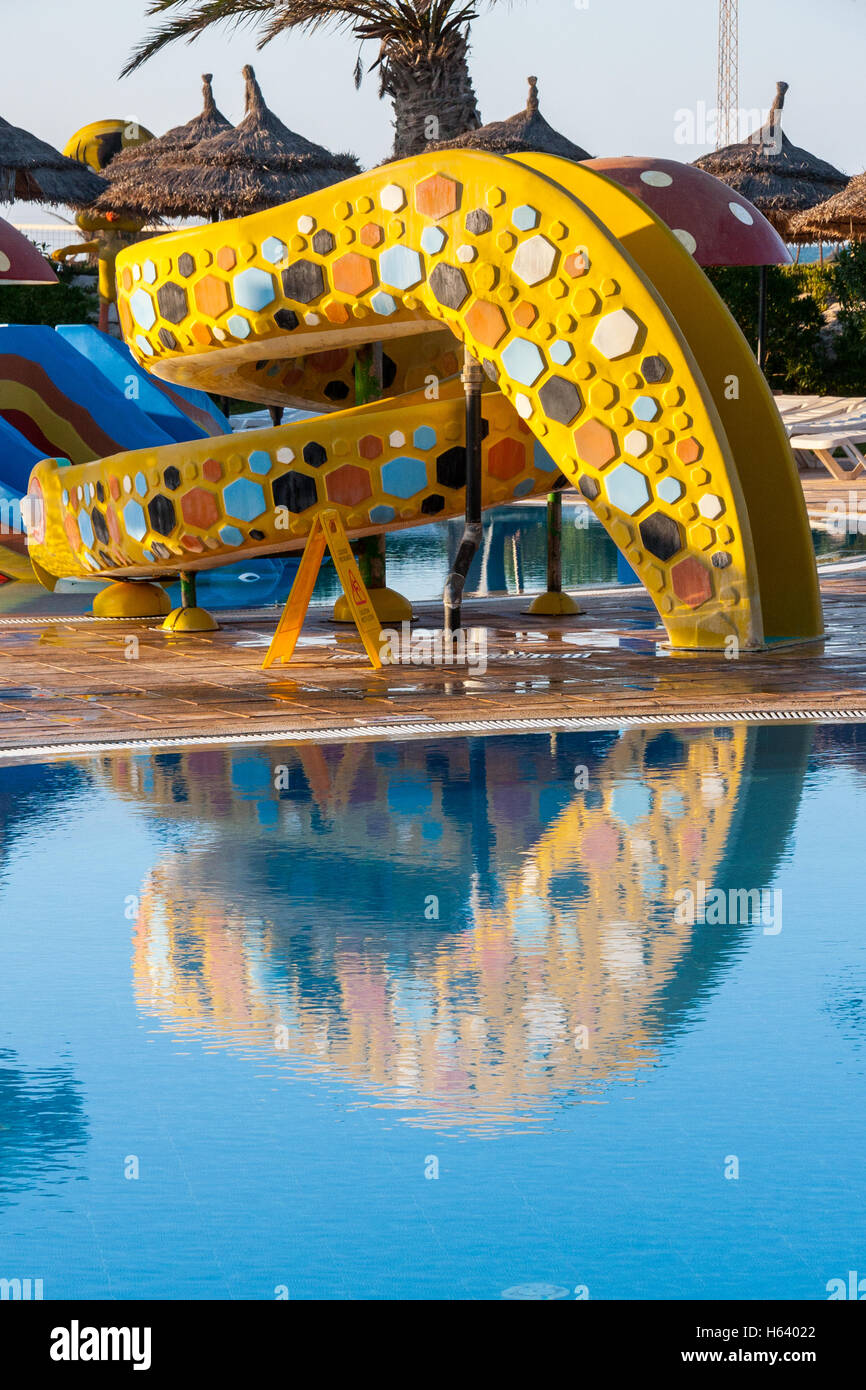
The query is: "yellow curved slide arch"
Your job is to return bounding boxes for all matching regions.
[25,150,822,650]
[515,152,821,645]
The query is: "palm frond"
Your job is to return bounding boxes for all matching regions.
[124,0,497,74]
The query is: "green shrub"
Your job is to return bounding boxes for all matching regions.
[705,265,828,392]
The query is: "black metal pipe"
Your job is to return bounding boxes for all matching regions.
[444,354,484,633]
[757,264,768,372]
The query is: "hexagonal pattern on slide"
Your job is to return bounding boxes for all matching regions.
[358,435,383,461]
[181,488,219,531]
[671,555,713,608]
[605,463,650,516]
[332,253,375,296]
[488,439,526,481]
[381,456,428,499]
[592,309,641,360]
[193,275,231,319]
[573,419,618,470]
[224,478,267,523]
[465,300,508,349]
[326,465,372,507]
[639,511,684,563]
[273,470,318,514]
[416,174,459,220]
[512,235,557,286]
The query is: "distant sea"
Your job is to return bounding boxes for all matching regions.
[794,243,844,264]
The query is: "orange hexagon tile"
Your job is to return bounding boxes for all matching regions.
[216,246,237,271]
[573,418,618,469]
[671,555,713,608]
[514,301,538,329]
[63,514,80,550]
[326,464,373,506]
[360,222,383,248]
[358,434,383,460]
[564,251,590,278]
[181,487,220,530]
[202,459,222,482]
[488,438,526,480]
[676,437,702,465]
[194,275,231,318]
[464,299,508,349]
[332,252,375,296]
[416,174,459,220]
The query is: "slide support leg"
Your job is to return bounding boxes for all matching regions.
[180,571,196,609]
[161,569,219,634]
[527,484,582,616]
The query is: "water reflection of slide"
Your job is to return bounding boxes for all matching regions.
[98,726,810,1131]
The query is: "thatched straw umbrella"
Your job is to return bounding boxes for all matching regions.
[426,75,592,161]
[695,81,848,364]
[105,66,359,223]
[0,114,106,207]
[694,82,848,240]
[94,73,233,220]
[788,173,866,244]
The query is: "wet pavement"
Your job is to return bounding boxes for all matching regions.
[1,565,866,760]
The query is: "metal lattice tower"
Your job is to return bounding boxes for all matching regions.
[716,0,739,148]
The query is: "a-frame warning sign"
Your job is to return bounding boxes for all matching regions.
[262,509,383,670]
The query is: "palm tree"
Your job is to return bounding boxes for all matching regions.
[124,1,505,159]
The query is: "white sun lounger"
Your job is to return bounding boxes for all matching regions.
[775,395,866,479]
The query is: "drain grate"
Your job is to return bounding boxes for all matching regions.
[2,706,866,762]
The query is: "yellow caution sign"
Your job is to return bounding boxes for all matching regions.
[262,509,383,670]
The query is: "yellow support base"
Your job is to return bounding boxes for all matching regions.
[527,591,583,616]
[93,581,171,619]
[333,586,412,624]
[161,606,220,633]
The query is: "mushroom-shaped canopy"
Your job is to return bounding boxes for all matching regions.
[0,215,57,284]
[584,157,792,267]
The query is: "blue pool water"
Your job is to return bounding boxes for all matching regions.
[1,724,865,1300]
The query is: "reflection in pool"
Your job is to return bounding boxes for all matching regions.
[1,725,865,1298]
[184,503,617,611]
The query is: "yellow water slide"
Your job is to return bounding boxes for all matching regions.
[25,150,822,650]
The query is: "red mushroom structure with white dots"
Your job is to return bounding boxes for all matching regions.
[0,215,58,285]
[583,157,791,268]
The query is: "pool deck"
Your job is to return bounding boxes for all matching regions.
[1,560,866,762]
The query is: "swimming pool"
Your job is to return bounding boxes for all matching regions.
[1,723,864,1299]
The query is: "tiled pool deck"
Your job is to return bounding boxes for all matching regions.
[2,562,866,761]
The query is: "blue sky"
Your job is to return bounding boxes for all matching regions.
[4,0,864,195]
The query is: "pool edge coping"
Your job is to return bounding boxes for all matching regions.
[4,706,866,764]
